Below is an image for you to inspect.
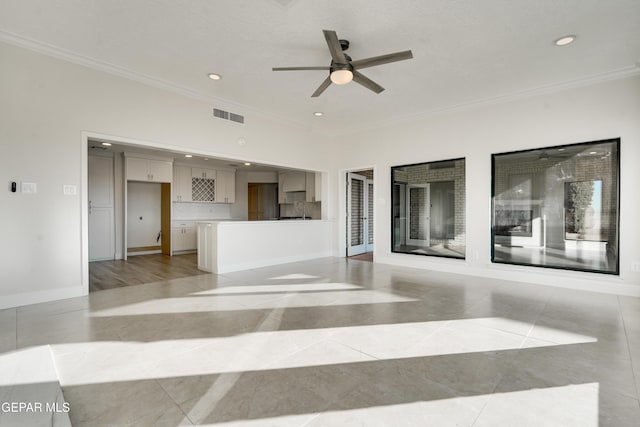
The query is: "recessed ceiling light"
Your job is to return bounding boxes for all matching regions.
[101,142,112,146]
[313,112,323,117]
[207,73,222,80]
[558,148,565,151]
[555,35,576,46]
[244,162,251,166]
[185,154,193,158]
[589,151,597,155]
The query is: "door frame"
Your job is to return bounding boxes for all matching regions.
[365,178,374,252]
[347,172,367,256]
[340,166,376,258]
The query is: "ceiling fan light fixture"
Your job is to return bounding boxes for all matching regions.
[330,69,353,85]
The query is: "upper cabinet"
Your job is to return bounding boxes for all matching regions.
[216,170,236,203]
[191,168,216,180]
[278,171,321,203]
[173,165,235,204]
[305,172,322,202]
[280,171,306,193]
[173,165,192,202]
[125,155,172,183]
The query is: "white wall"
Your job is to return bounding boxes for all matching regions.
[126,182,161,248]
[330,75,640,296]
[0,41,333,308]
[2,38,638,308]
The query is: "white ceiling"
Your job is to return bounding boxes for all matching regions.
[1,0,639,133]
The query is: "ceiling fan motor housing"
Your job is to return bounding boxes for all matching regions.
[330,54,353,73]
[329,55,353,74]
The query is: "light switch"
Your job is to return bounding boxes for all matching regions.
[63,185,77,196]
[21,182,37,194]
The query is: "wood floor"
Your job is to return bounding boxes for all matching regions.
[89,253,208,292]
[348,252,373,262]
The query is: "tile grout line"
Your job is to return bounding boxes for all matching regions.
[155,378,197,426]
[469,397,492,427]
[467,300,551,427]
[617,295,640,400]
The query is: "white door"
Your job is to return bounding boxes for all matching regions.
[406,184,430,247]
[88,155,115,261]
[347,173,371,256]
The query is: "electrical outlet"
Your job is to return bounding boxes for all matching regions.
[632,262,640,273]
[21,182,37,194]
[63,185,77,195]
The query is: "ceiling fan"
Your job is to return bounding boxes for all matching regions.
[272,30,413,97]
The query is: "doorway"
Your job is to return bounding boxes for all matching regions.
[346,169,374,258]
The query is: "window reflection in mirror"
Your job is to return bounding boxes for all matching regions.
[391,158,466,259]
[491,139,619,274]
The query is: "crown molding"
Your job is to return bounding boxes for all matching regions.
[338,65,640,137]
[2,29,638,140]
[0,29,327,134]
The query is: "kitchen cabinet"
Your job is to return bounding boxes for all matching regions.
[216,170,236,203]
[125,156,172,183]
[280,171,306,192]
[278,173,285,203]
[305,172,322,202]
[172,223,196,252]
[191,168,216,179]
[173,166,192,202]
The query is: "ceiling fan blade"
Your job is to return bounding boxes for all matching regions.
[272,66,330,71]
[323,30,347,64]
[351,50,413,70]
[311,76,332,97]
[352,70,384,94]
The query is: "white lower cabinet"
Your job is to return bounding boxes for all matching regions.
[172,223,196,252]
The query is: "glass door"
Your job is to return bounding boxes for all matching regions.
[347,173,367,256]
[406,184,430,246]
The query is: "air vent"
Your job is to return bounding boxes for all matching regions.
[229,113,244,124]
[213,108,245,125]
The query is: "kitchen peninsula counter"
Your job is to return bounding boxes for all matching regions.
[196,220,334,274]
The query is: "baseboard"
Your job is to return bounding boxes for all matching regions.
[127,245,161,252]
[0,286,87,309]
[376,253,640,297]
[127,250,162,256]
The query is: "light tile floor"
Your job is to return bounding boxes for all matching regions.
[1,257,639,426]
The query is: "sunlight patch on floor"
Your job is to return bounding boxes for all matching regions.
[47,318,596,387]
[89,286,416,317]
[191,383,599,427]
